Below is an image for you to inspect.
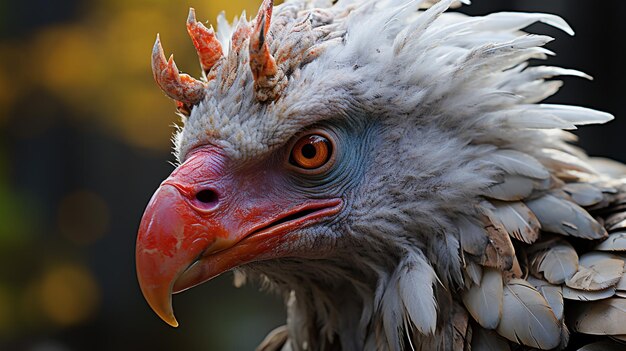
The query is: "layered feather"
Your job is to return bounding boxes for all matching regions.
[525,194,608,239]
[528,238,579,284]
[496,279,561,349]
[462,267,503,329]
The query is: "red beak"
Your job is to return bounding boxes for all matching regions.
[136,146,341,327]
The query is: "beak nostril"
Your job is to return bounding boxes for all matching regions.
[194,189,219,210]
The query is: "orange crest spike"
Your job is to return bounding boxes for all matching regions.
[249,0,278,82]
[151,35,206,110]
[151,34,168,81]
[231,14,252,54]
[186,8,224,75]
[260,0,272,35]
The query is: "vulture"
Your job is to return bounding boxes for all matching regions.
[135,0,626,350]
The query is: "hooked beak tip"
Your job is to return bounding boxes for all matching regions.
[138,278,180,327]
[151,297,179,327]
[164,315,179,328]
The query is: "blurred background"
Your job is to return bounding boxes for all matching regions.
[0,0,624,350]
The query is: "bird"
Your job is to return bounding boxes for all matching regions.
[135,0,626,350]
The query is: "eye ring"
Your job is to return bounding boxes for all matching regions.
[288,130,335,173]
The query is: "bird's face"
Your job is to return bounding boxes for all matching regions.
[136,0,498,329]
[136,117,375,326]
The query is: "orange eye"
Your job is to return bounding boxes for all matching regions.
[290,134,333,170]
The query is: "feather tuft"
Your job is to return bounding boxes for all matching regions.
[491,201,541,244]
[484,149,550,180]
[398,251,439,335]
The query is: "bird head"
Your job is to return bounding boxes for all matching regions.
[136,0,613,348]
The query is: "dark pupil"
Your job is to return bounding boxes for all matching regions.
[301,143,317,159]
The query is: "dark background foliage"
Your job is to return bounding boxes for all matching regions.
[0,1,623,350]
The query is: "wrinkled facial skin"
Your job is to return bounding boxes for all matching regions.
[136,117,377,326]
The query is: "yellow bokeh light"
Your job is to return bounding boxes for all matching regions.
[36,26,104,96]
[38,264,100,327]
